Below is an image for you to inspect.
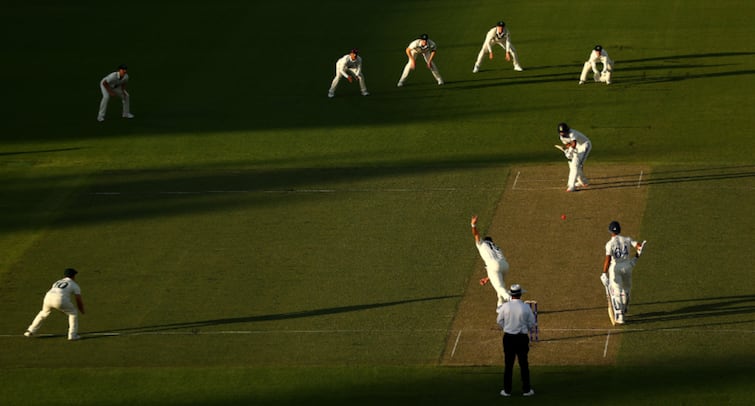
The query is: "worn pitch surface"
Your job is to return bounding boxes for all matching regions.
[442,164,650,366]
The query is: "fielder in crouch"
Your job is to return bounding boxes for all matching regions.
[471,215,511,311]
[24,268,85,341]
[601,221,647,324]
[397,34,443,87]
[328,48,369,98]
[497,284,536,397]
[98,64,134,122]
[473,21,523,73]
[579,45,613,85]
[557,122,592,192]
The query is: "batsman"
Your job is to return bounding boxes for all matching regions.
[601,221,647,325]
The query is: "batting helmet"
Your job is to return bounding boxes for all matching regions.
[64,268,78,277]
[594,45,603,52]
[419,33,429,40]
[608,221,621,234]
[558,122,570,134]
[497,21,506,27]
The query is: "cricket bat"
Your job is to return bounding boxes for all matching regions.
[554,144,565,152]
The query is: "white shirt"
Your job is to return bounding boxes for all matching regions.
[587,49,613,73]
[483,26,512,53]
[47,277,81,301]
[560,129,591,147]
[336,54,362,78]
[476,239,508,269]
[497,299,536,334]
[101,71,129,89]
[605,235,638,264]
[407,38,437,54]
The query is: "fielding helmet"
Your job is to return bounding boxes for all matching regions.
[608,221,621,234]
[497,21,506,27]
[558,122,570,134]
[594,45,603,52]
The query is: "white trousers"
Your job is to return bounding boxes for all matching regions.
[487,260,511,307]
[474,42,521,68]
[329,69,367,94]
[567,143,591,189]
[27,293,79,339]
[399,51,443,84]
[98,84,130,120]
[608,259,636,318]
[580,61,613,82]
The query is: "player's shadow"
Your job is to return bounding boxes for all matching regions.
[586,165,755,190]
[627,294,755,324]
[83,295,459,339]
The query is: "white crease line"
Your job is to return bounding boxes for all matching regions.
[638,171,644,188]
[512,171,521,190]
[450,330,462,359]
[603,330,611,358]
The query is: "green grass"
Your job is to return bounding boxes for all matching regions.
[2,0,754,404]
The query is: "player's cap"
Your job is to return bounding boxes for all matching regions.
[350,48,359,55]
[558,122,570,134]
[508,284,526,296]
[64,268,78,277]
[419,33,428,40]
[608,221,621,234]
[118,64,128,71]
[594,45,603,52]
[496,21,506,27]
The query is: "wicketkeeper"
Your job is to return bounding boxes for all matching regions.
[579,45,614,85]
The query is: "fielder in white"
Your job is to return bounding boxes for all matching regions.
[98,64,134,122]
[473,21,523,73]
[471,215,511,311]
[579,45,613,85]
[397,34,444,87]
[601,221,647,324]
[24,268,86,341]
[557,122,592,192]
[328,48,369,98]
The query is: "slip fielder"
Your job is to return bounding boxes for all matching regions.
[98,64,134,122]
[397,34,444,87]
[328,48,369,98]
[473,21,523,73]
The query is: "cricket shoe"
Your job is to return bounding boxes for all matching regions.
[523,389,535,397]
[473,65,480,73]
[24,331,33,337]
[566,187,575,192]
[500,390,511,397]
[123,113,135,119]
[97,117,105,122]
[579,80,585,85]
[328,91,334,98]
[397,81,404,87]
[514,65,523,71]
[68,334,81,341]
[437,79,444,85]
[361,91,369,96]
[636,240,647,257]
[576,180,589,187]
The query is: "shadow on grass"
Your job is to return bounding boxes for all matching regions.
[84,295,460,338]
[584,165,755,190]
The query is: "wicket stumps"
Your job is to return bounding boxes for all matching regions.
[525,300,539,342]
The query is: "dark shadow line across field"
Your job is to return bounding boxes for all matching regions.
[585,168,755,190]
[0,147,85,156]
[84,295,459,338]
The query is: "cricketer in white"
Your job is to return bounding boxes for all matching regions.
[601,221,646,324]
[473,21,523,73]
[397,34,443,87]
[25,268,85,341]
[471,215,511,311]
[98,64,134,122]
[328,49,369,98]
[558,122,592,192]
[580,45,614,84]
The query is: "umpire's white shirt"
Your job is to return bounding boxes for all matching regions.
[497,299,536,334]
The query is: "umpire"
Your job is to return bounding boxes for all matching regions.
[496,284,537,397]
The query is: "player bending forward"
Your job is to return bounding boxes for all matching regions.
[328,48,368,98]
[601,221,646,324]
[471,215,511,311]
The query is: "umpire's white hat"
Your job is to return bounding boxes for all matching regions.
[508,284,526,296]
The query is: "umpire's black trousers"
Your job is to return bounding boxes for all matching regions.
[502,333,531,394]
